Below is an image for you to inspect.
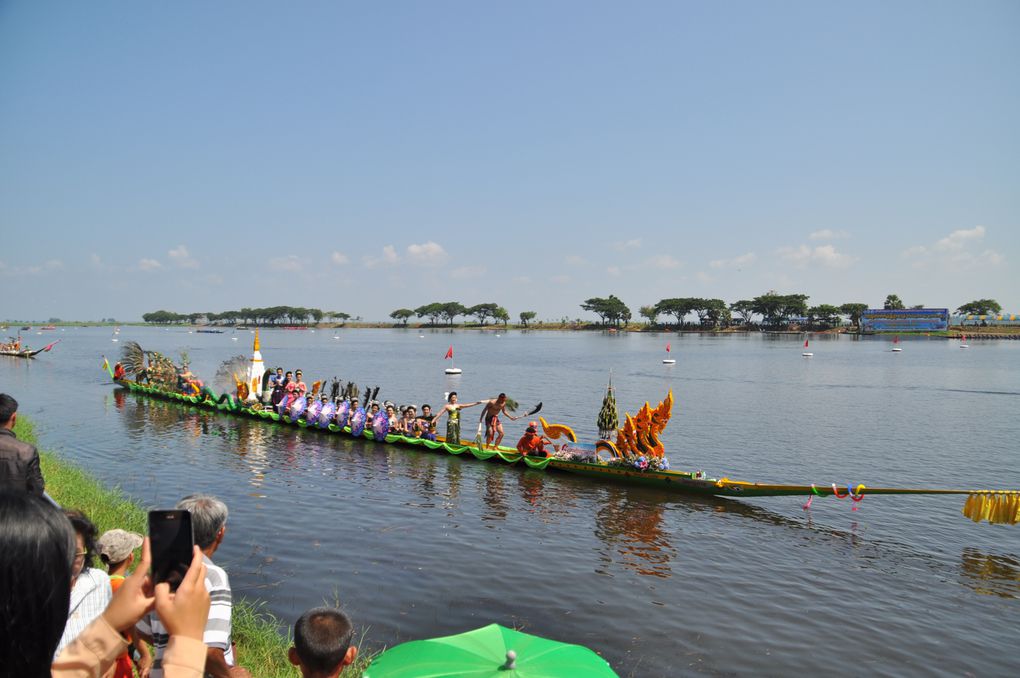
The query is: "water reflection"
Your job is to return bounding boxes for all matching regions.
[595,492,676,578]
[959,548,1020,599]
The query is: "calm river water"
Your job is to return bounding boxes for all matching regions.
[3,326,1019,676]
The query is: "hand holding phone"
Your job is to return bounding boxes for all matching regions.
[148,510,194,592]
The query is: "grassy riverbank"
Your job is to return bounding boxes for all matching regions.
[13,416,371,677]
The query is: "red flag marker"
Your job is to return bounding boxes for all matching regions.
[666,343,671,353]
[444,345,454,360]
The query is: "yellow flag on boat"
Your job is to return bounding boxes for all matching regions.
[962,492,1020,525]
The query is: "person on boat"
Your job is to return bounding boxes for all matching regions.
[399,406,418,436]
[417,404,438,441]
[385,404,399,430]
[113,362,126,380]
[288,370,308,396]
[478,393,520,449]
[264,367,285,402]
[516,423,552,457]
[431,392,480,445]
[271,371,292,407]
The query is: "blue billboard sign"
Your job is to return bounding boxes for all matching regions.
[861,309,948,332]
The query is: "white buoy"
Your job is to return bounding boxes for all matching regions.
[662,358,676,364]
[111,338,118,342]
[891,347,902,352]
[802,352,813,357]
[444,367,463,375]
[232,336,238,341]
[960,344,969,349]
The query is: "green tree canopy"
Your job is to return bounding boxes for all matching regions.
[956,299,1002,316]
[730,300,756,326]
[467,303,500,325]
[580,295,631,327]
[415,303,443,325]
[839,303,868,328]
[390,308,414,325]
[439,301,467,326]
[519,311,537,327]
[884,294,905,310]
[655,298,699,327]
[638,305,659,325]
[494,306,510,326]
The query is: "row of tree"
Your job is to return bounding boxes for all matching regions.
[141,307,351,325]
[142,295,1002,328]
[390,303,539,327]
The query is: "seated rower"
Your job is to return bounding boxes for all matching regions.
[516,422,552,457]
[113,362,126,380]
[417,404,437,441]
[401,406,419,437]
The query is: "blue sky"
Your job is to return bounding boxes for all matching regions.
[2,1,1017,321]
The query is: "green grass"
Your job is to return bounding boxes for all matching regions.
[14,416,373,678]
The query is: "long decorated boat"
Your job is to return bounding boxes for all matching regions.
[106,335,1020,525]
[1,339,59,358]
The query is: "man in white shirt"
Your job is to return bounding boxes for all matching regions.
[137,494,236,677]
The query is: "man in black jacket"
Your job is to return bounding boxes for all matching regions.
[0,393,45,495]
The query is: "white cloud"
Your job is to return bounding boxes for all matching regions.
[778,244,856,268]
[646,255,680,270]
[695,271,714,284]
[406,241,447,265]
[903,226,1003,272]
[330,251,350,265]
[935,225,985,251]
[450,265,486,279]
[607,265,622,277]
[364,245,400,269]
[564,255,588,266]
[138,258,162,271]
[269,255,301,272]
[551,274,570,284]
[167,245,198,269]
[809,229,849,240]
[709,252,756,269]
[512,275,532,284]
[612,238,642,251]
[2,259,65,276]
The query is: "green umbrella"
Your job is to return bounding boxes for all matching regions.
[363,623,619,678]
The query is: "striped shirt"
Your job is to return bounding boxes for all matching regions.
[136,554,234,677]
[55,567,113,657]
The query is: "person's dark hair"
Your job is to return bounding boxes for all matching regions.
[1,492,76,677]
[498,392,506,399]
[447,392,457,402]
[176,494,228,549]
[65,509,99,572]
[0,393,17,425]
[422,404,431,411]
[293,607,354,674]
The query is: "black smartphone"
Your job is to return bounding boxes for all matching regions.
[148,510,194,591]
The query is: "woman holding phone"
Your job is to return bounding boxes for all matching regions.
[0,492,214,678]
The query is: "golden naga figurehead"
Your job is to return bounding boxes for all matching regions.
[611,389,673,459]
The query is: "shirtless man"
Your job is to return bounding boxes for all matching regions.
[478,393,520,449]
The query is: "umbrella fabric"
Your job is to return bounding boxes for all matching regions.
[364,623,618,678]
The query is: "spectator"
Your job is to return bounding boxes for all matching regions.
[0,393,45,496]
[98,528,153,678]
[0,491,212,677]
[55,510,113,656]
[288,607,358,678]
[137,494,236,678]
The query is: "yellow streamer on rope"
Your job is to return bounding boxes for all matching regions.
[962,492,1020,525]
